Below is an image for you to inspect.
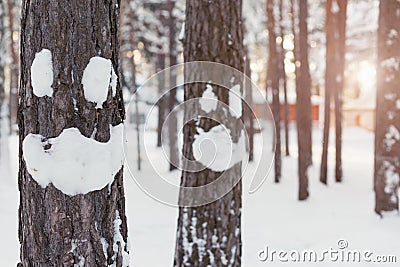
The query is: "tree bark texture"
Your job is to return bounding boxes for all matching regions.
[18,1,129,266]
[296,0,311,200]
[374,0,400,215]
[174,0,244,266]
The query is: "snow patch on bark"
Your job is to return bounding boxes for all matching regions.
[382,161,400,201]
[384,125,400,150]
[199,84,218,113]
[193,125,247,172]
[31,49,53,97]
[111,210,129,267]
[229,84,242,118]
[22,124,124,195]
[82,57,118,109]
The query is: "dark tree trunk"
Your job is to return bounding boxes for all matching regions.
[267,0,281,183]
[18,1,129,266]
[168,0,179,171]
[6,0,18,132]
[157,53,166,148]
[296,0,311,200]
[374,0,400,215]
[244,51,254,162]
[334,0,347,183]
[174,0,244,266]
[279,0,290,157]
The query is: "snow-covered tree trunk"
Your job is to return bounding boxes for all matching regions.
[267,0,281,183]
[18,1,129,266]
[296,0,311,200]
[174,0,244,266]
[374,0,400,215]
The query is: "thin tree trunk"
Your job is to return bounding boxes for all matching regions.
[0,0,5,142]
[18,1,129,265]
[267,0,281,183]
[168,0,179,171]
[244,52,254,162]
[157,53,166,148]
[320,0,334,185]
[174,1,244,266]
[374,0,400,215]
[296,0,311,200]
[334,0,347,183]
[6,0,18,132]
[279,0,290,157]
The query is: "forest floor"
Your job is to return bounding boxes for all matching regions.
[1,125,400,266]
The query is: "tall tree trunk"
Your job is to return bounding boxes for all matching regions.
[334,0,347,183]
[0,0,5,141]
[320,0,334,185]
[296,0,311,200]
[267,0,281,183]
[374,0,400,215]
[18,1,129,266]
[279,0,290,157]
[168,0,179,171]
[6,0,18,132]
[174,1,244,266]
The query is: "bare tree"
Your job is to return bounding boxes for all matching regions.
[296,0,311,200]
[18,1,129,265]
[374,0,400,215]
[267,0,282,183]
[174,0,244,265]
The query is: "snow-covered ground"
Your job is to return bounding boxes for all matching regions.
[1,125,400,266]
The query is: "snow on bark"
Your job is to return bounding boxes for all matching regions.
[82,56,118,109]
[111,210,130,267]
[30,49,53,97]
[199,84,218,113]
[192,125,247,172]
[229,84,242,119]
[22,124,124,195]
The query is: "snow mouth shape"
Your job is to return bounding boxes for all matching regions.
[31,49,54,97]
[22,124,124,195]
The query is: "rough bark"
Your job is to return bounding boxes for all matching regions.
[296,0,311,200]
[18,1,129,266]
[374,0,400,215]
[267,0,281,183]
[174,0,244,266]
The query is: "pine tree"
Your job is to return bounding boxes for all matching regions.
[18,1,129,265]
[174,0,244,265]
[374,0,400,215]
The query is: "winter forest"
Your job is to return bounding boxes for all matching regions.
[0,0,400,266]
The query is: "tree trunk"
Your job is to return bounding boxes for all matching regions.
[320,0,334,185]
[168,0,179,171]
[374,0,400,215]
[174,1,244,266]
[279,0,290,157]
[18,1,129,266]
[334,0,347,183]
[267,0,281,183]
[296,0,311,200]
[6,0,18,132]
[0,0,5,141]
[244,52,254,162]
[157,53,166,148]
